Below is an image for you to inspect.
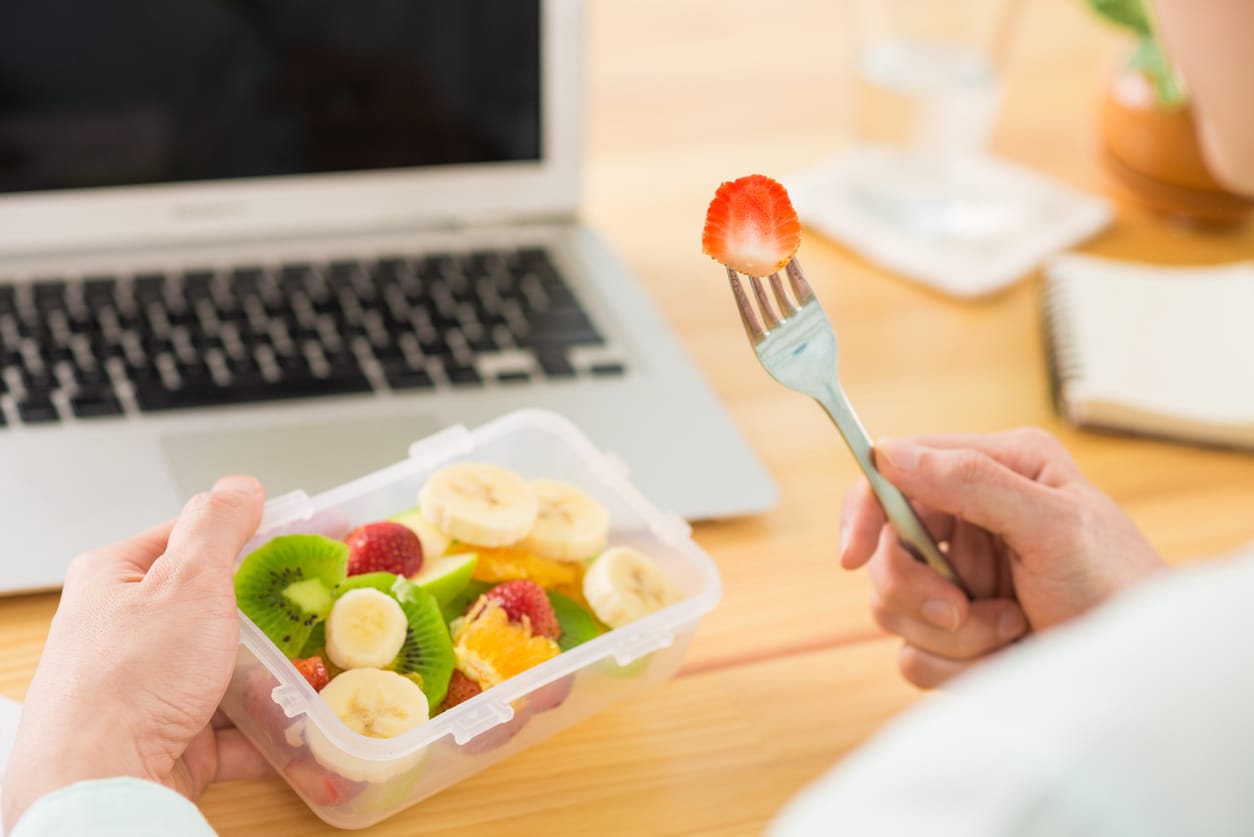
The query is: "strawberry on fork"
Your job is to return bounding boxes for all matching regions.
[701,174,801,278]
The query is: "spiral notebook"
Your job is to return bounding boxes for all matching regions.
[1043,255,1254,449]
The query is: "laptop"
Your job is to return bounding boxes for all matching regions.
[0,0,776,594]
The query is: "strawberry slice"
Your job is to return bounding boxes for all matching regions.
[344,521,424,577]
[439,669,483,713]
[480,580,562,640]
[284,755,363,808]
[292,656,330,692]
[701,174,801,277]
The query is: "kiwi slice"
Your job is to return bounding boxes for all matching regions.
[234,534,348,657]
[335,571,398,596]
[547,591,606,652]
[297,621,326,658]
[440,579,493,625]
[390,581,457,708]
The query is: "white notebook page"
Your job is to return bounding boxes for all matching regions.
[1047,256,1254,428]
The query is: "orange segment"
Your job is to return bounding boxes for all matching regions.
[456,545,585,590]
[453,601,561,688]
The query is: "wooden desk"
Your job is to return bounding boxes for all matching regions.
[4,2,1253,834]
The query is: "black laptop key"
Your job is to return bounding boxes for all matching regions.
[516,309,602,347]
[132,273,166,302]
[230,267,265,297]
[496,370,531,384]
[82,276,118,302]
[134,359,371,413]
[412,331,448,357]
[0,285,14,315]
[590,362,626,377]
[41,345,75,366]
[70,389,124,419]
[381,360,434,391]
[17,397,59,424]
[73,364,111,389]
[20,370,57,397]
[32,280,67,311]
[544,282,578,310]
[536,350,576,379]
[280,263,312,288]
[466,331,498,354]
[442,361,482,386]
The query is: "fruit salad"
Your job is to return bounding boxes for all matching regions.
[232,461,681,784]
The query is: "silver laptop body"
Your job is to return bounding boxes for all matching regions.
[0,0,775,594]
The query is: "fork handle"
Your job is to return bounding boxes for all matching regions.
[814,382,972,600]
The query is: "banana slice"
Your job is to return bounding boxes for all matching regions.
[582,547,682,629]
[307,668,429,783]
[520,479,610,561]
[419,463,538,548]
[325,588,408,670]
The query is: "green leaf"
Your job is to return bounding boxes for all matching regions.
[1128,36,1187,108]
[547,591,607,652]
[1085,0,1152,36]
[439,579,493,625]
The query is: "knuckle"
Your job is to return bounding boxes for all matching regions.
[950,450,990,484]
[1013,426,1057,451]
[868,595,900,636]
[64,551,99,584]
[897,645,941,689]
[951,626,998,661]
[182,489,240,520]
[875,558,909,605]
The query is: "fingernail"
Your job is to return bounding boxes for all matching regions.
[214,475,262,496]
[877,438,919,471]
[921,599,959,632]
[998,608,1028,641]
[838,521,850,560]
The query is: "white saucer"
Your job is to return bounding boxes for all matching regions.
[788,148,1113,298]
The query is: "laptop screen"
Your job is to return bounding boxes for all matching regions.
[0,1,542,195]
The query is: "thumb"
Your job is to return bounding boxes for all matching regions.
[875,438,1053,542]
[155,475,265,584]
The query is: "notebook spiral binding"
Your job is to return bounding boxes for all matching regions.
[1041,274,1085,423]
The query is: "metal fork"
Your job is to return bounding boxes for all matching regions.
[727,258,971,598]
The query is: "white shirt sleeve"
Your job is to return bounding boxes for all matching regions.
[771,548,1254,837]
[10,777,216,837]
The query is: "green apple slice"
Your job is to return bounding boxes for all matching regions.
[335,571,398,597]
[406,552,478,606]
[389,507,452,559]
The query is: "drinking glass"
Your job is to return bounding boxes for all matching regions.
[849,0,1023,237]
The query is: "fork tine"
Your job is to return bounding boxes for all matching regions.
[727,268,765,344]
[747,274,780,331]
[768,272,796,317]
[785,258,815,304]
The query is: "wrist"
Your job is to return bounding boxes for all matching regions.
[4,704,149,830]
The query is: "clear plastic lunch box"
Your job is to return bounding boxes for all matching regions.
[220,409,723,829]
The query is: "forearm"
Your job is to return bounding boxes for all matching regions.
[1151,0,1254,194]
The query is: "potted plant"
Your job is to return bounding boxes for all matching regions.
[1087,0,1251,223]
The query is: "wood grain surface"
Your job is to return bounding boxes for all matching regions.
[2,2,1252,834]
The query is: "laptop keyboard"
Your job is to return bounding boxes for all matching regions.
[0,247,622,427]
